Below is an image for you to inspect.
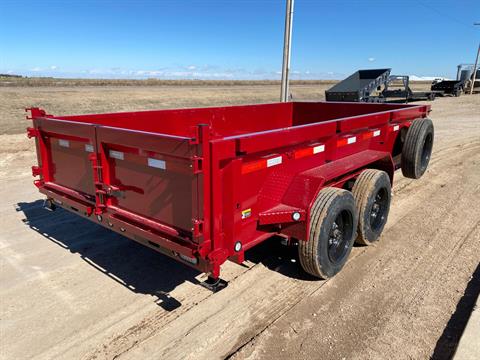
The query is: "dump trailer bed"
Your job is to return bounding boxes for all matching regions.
[27,101,432,286]
[326,70,436,103]
[325,69,391,102]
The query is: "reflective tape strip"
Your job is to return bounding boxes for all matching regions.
[242,155,283,174]
[363,129,381,140]
[267,156,282,167]
[337,136,356,147]
[242,161,266,174]
[85,144,94,153]
[294,144,325,159]
[363,132,373,140]
[109,150,124,160]
[147,158,166,170]
[58,139,70,148]
[294,148,312,159]
[392,124,400,132]
[179,253,198,265]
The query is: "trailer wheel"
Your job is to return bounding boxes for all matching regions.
[298,188,357,279]
[401,118,434,179]
[352,169,391,245]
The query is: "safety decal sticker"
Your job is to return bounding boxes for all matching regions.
[241,208,252,219]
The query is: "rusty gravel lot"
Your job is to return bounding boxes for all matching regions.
[0,86,479,360]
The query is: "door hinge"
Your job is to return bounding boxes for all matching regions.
[31,166,42,177]
[192,219,204,237]
[192,156,203,174]
[27,127,40,138]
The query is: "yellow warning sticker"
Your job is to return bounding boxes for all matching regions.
[241,208,252,219]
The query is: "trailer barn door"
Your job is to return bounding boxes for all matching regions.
[95,127,201,240]
[33,118,98,204]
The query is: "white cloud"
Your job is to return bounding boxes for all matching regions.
[50,65,58,70]
[186,65,196,70]
[30,67,42,72]
[368,57,376,62]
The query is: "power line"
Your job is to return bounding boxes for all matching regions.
[415,1,476,29]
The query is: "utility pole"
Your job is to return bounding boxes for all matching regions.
[471,23,479,95]
[280,0,294,102]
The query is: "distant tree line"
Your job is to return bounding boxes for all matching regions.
[0,74,23,78]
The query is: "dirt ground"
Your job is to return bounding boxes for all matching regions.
[0,85,479,360]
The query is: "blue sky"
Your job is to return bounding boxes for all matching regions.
[1,0,479,79]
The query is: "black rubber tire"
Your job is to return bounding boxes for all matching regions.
[352,169,391,245]
[298,187,358,279]
[401,118,434,179]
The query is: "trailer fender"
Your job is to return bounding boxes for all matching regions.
[279,150,394,241]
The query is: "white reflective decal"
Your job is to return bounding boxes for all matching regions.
[58,139,70,148]
[109,150,124,160]
[147,158,166,170]
[313,144,325,154]
[179,253,198,265]
[85,144,94,153]
[373,130,381,137]
[267,156,282,167]
[393,125,400,131]
[347,137,356,144]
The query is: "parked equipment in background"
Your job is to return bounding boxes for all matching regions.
[325,69,391,102]
[431,64,480,96]
[461,64,480,94]
[26,102,433,289]
[382,75,437,102]
[325,69,437,103]
[430,79,464,97]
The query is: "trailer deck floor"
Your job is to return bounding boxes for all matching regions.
[1,92,479,360]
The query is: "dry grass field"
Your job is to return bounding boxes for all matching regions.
[0,81,478,360]
[0,77,430,135]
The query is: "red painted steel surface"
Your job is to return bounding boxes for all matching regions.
[26,101,431,278]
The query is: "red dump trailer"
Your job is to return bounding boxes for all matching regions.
[26,102,434,289]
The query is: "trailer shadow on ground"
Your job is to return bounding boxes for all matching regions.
[431,263,480,360]
[16,200,318,310]
[243,236,318,282]
[16,200,201,311]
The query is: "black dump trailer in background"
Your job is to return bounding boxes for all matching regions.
[431,80,464,97]
[325,69,391,102]
[326,69,437,103]
[431,64,480,96]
